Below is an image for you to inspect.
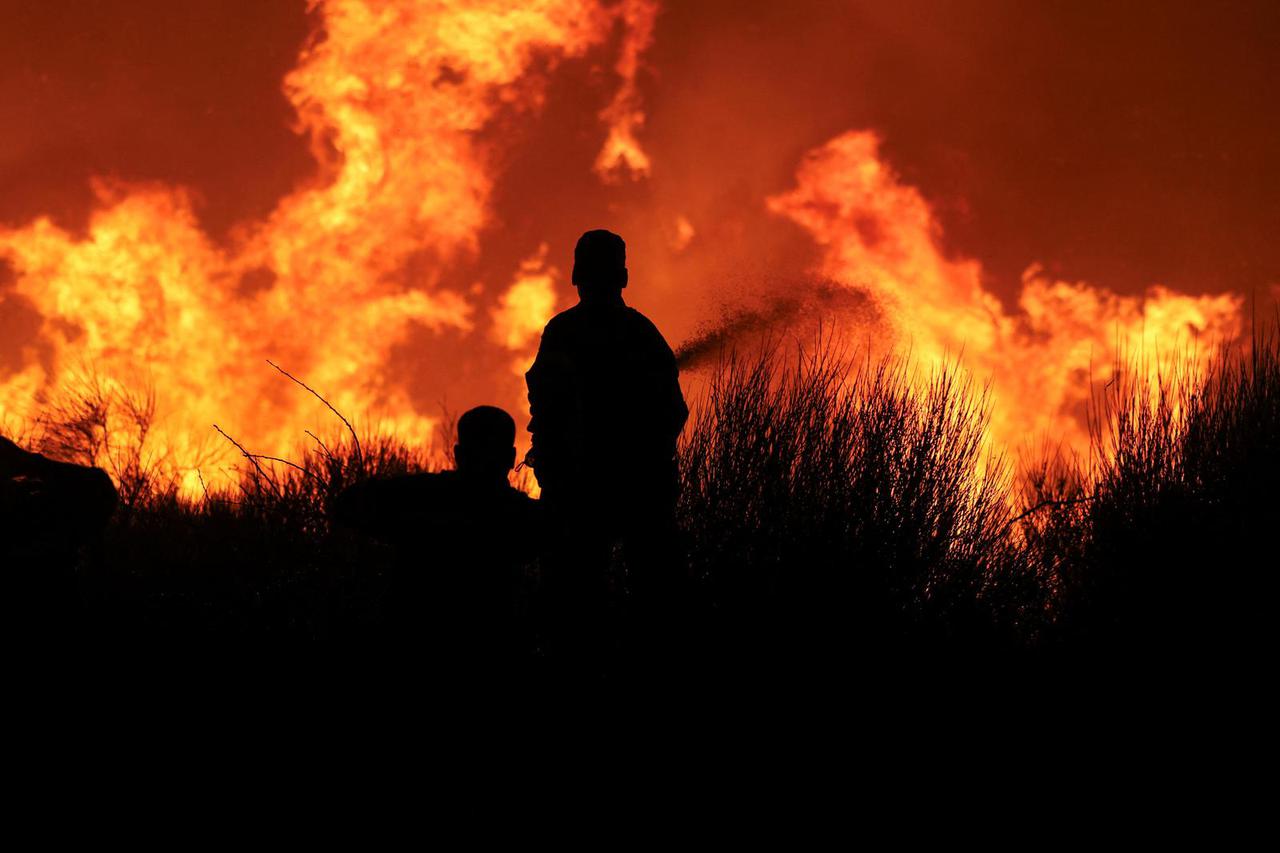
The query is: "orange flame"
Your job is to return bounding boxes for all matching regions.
[767,131,1245,459]
[0,0,657,494]
[593,0,657,181]
[0,1,1254,497]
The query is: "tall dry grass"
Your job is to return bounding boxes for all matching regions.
[1021,325,1280,662]
[678,341,1040,664]
[9,325,1278,673]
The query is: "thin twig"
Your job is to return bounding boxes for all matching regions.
[1003,494,1094,534]
[213,424,279,498]
[213,424,268,479]
[266,360,363,470]
[305,430,335,465]
[246,453,326,485]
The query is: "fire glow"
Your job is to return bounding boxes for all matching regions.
[0,0,1255,495]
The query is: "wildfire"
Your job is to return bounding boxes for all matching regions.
[0,0,655,494]
[0,0,1252,495]
[492,246,558,364]
[768,131,1244,458]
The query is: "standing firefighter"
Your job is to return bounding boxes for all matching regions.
[525,230,688,659]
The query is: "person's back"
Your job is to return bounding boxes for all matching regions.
[334,468,534,593]
[330,407,539,665]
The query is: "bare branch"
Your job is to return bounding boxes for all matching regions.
[266,360,362,469]
[212,424,275,493]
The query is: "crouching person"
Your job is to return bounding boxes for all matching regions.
[1,435,119,641]
[331,406,541,675]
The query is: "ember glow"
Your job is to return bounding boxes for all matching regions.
[1,0,1275,493]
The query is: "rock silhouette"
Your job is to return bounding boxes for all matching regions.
[1,435,118,643]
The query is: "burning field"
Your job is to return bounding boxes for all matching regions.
[3,0,1275,492]
[2,2,1279,683]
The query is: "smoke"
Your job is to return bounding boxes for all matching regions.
[766,130,1245,455]
[674,278,876,370]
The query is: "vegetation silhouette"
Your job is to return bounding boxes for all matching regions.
[678,339,1024,680]
[1020,325,1280,671]
[5,315,1278,691]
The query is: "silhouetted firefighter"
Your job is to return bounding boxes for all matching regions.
[331,406,539,667]
[525,230,688,663]
[0,435,118,633]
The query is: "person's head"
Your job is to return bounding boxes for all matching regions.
[454,405,517,485]
[572,229,628,303]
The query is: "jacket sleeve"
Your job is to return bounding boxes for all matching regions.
[662,344,689,446]
[524,325,580,490]
[642,329,688,454]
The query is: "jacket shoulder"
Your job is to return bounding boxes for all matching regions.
[624,307,675,354]
[540,305,583,337]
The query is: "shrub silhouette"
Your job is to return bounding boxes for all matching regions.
[678,342,1035,667]
[1023,327,1280,664]
[11,326,1279,681]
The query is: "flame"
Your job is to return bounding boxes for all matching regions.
[492,246,558,362]
[767,131,1245,458]
[670,216,695,252]
[593,0,657,181]
[0,1,1255,497]
[0,0,657,493]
